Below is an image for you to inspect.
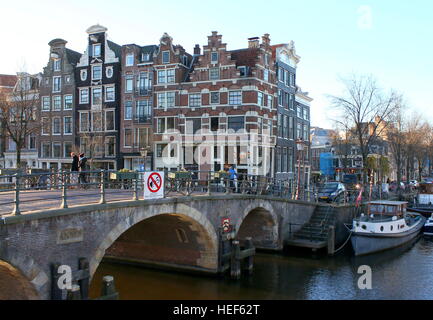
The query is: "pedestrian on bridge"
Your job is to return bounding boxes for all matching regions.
[71,152,79,188]
[79,153,88,188]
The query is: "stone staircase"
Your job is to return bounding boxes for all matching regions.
[286,205,335,249]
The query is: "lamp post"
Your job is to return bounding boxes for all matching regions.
[295,139,305,200]
[139,146,150,171]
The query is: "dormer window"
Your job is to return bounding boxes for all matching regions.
[93,44,101,57]
[142,53,150,62]
[162,51,170,64]
[211,52,218,63]
[126,54,134,66]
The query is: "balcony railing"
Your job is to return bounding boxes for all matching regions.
[133,115,152,124]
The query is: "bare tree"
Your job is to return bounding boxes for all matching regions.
[0,74,41,168]
[328,74,401,185]
[386,100,406,186]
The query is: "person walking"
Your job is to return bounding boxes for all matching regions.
[229,166,237,192]
[78,153,88,187]
[71,152,79,188]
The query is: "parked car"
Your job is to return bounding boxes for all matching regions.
[317,182,346,203]
[409,180,419,188]
[422,177,433,184]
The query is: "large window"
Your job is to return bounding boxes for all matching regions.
[267,95,273,108]
[125,75,133,92]
[64,116,72,134]
[162,51,170,64]
[189,94,201,107]
[42,117,50,135]
[28,134,36,150]
[80,112,89,132]
[157,70,166,84]
[124,129,132,147]
[53,76,61,92]
[105,136,116,157]
[92,65,102,80]
[138,72,152,94]
[53,96,61,111]
[92,87,102,106]
[91,112,103,132]
[156,144,168,158]
[126,53,134,66]
[42,96,50,111]
[79,88,89,104]
[167,69,175,83]
[185,118,201,134]
[52,117,61,135]
[53,143,62,158]
[105,86,115,102]
[297,122,302,139]
[157,69,175,84]
[64,95,73,110]
[135,100,151,121]
[257,92,264,106]
[64,142,73,158]
[210,117,219,132]
[157,118,166,134]
[53,59,61,71]
[211,52,218,63]
[93,44,101,57]
[157,92,175,108]
[228,116,244,132]
[228,91,242,105]
[42,143,50,158]
[124,101,132,120]
[209,67,219,80]
[105,110,115,131]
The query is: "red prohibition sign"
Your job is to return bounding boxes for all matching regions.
[147,172,162,193]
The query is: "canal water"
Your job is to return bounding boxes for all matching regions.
[89,236,433,300]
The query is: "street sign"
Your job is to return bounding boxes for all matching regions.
[144,171,164,199]
[222,217,231,233]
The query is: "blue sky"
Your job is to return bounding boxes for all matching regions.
[1,0,432,128]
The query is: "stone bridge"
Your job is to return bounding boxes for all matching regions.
[0,194,322,300]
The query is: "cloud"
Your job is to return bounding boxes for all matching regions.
[357,5,373,30]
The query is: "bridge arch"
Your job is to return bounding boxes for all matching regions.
[89,203,219,277]
[236,201,280,249]
[0,259,41,300]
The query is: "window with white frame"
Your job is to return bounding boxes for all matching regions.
[64,116,72,134]
[105,136,116,157]
[126,53,134,66]
[166,92,175,107]
[189,94,201,107]
[228,91,242,105]
[53,76,61,92]
[278,67,284,82]
[92,65,102,80]
[138,72,151,93]
[167,69,175,83]
[289,94,294,109]
[157,70,166,84]
[93,44,101,57]
[42,96,50,111]
[278,89,283,106]
[142,53,150,62]
[92,87,102,106]
[106,66,113,78]
[79,88,89,104]
[297,105,302,118]
[64,95,73,110]
[125,75,133,92]
[157,118,166,134]
[105,86,115,102]
[124,101,133,120]
[210,92,219,104]
[53,96,61,111]
[53,59,61,71]
[28,134,36,150]
[52,117,61,135]
[79,112,89,132]
[105,110,115,131]
[162,51,170,64]
[257,92,264,106]
[64,142,73,158]
[157,93,166,108]
[228,116,245,131]
[209,67,219,80]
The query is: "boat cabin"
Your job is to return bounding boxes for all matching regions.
[367,201,407,217]
[419,183,433,194]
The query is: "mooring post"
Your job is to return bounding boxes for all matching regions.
[230,240,241,280]
[99,170,106,204]
[242,237,254,275]
[61,171,68,209]
[100,275,119,300]
[327,225,335,255]
[12,173,21,215]
[66,284,81,300]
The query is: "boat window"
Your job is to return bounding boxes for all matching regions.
[361,225,367,230]
[390,225,393,231]
[380,226,384,232]
[387,206,396,214]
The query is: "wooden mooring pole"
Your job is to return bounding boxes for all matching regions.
[230,240,241,279]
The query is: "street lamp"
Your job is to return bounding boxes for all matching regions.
[295,139,305,200]
[140,146,151,171]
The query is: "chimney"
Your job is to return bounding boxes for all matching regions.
[262,33,270,46]
[194,44,201,56]
[248,37,260,48]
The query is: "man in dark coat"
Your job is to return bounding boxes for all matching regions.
[71,152,79,187]
[78,153,88,186]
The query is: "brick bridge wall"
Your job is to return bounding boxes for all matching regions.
[0,194,317,299]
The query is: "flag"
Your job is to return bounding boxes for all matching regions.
[356,188,364,207]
